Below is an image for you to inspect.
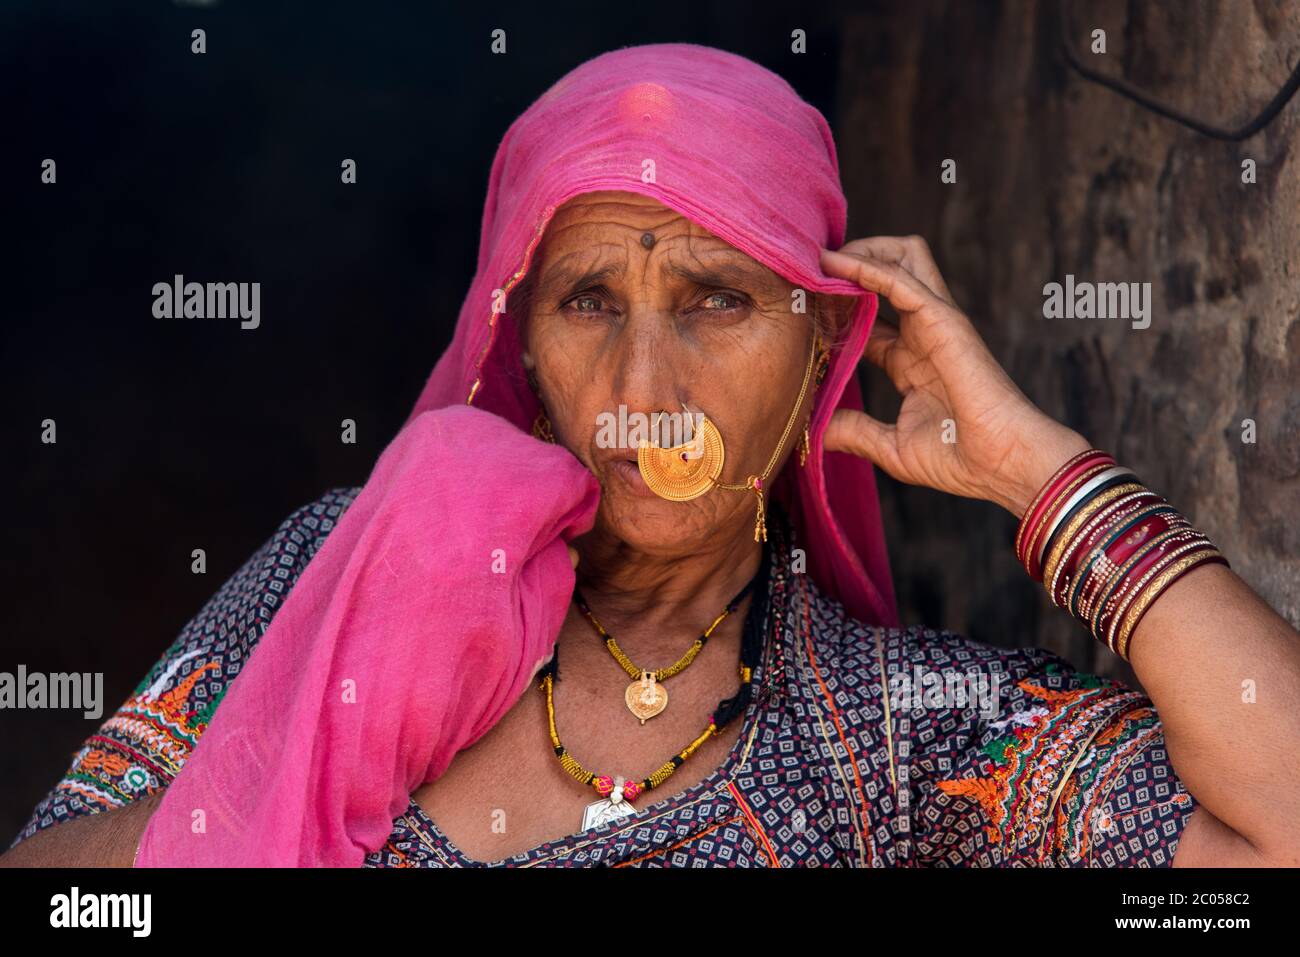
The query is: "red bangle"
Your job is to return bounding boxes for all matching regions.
[1082,521,1194,628]
[1023,459,1117,580]
[1014,448,1110,567]
[1116,549,1228,660]
[1102,533,1210,653]
[1048,491,1162,607]
[1015,450,1231,660]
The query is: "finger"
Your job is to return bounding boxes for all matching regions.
[862,317,900,370]
[820,248,952,322]
[834,236,956,306]
[822,408,901,475]
[567,545,580,570]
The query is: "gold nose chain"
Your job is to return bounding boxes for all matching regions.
[636,331,827,542]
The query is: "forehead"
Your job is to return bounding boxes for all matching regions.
[548,190,686,230]
[538,190,757,265]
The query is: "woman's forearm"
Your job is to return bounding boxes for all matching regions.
[1003,438,1300,866]
[818,237,1300,867]
[1125,562,1300,866]
[0,792,161,868]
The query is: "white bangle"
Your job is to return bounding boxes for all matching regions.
[1035,466,1135,572]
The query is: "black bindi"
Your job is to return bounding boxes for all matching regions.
[640,231,656,250]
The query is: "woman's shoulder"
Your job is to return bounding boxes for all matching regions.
[157,487,362,655]
[278,487,360,552]
[129,485,365,706]
[791,574,1189,866]
[9,487,362,847]
[793,572,1151,744]
[799,573,1081,685]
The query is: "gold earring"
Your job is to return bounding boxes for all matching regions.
[532,406,555,443]
[636,415,725,501]
[522,354,556,444]
[799,335,828,468]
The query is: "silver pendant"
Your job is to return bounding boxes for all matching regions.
[581,774,639,830]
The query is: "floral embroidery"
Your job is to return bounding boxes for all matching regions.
[934,675,1184,865]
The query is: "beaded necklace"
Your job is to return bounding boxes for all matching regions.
[574,575,758,724]
[539,546,770,831]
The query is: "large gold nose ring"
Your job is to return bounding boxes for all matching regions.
[636,414,725,501]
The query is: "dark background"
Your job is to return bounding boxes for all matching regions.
[0,0,855,839]
[3,0,1297,839]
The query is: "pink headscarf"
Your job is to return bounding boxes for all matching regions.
[135,43,896,868]
[412,42,897,627]
[135,406,601,866]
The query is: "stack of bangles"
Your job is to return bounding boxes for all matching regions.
[1015,448,1230,661]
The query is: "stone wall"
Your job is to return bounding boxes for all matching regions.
[834,0,1299,683]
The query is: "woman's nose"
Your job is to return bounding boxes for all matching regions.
[604,314,682,415]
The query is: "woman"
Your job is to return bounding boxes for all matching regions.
[6,43,1299,868]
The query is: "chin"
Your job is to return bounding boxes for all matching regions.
[591,491,731,557]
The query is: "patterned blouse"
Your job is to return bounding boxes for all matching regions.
[10,488,1196,867]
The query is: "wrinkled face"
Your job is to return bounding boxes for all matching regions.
[521,190,833,556]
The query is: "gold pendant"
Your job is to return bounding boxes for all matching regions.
[637,415,725,501]
[625,670,667,724]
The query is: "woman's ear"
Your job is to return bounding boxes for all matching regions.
[814,293,855,346]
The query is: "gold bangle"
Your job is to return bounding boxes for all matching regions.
[1104,535,1206,654]
[1091,524,1196,645]
[1116,547,1223,660]
[1042,483,1144,593]
[1046,488,1151,602]
[1015,448,1103,555]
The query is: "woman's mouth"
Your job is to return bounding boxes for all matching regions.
[609,457,660,498]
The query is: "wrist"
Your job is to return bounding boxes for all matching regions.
[1013,452,1229,660]
[991,421,1092,518]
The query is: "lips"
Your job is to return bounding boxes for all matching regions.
[608,457,659,498]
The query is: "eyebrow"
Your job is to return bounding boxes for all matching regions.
[666,258,771,289]
[538,253,626,294]
[536,248,772,295]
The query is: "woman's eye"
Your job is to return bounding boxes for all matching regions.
[698,291,743,311]
[568,294,606,313]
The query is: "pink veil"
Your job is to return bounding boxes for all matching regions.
[411,43,898,627]
[135,42,897,868]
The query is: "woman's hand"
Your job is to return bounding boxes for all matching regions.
[819,236,1090,517]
